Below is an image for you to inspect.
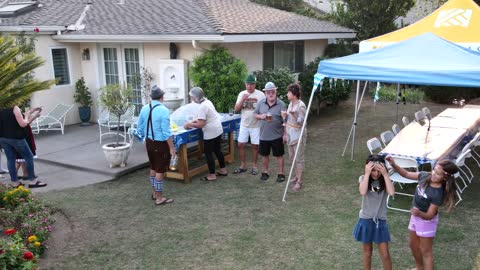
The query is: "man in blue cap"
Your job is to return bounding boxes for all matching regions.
[233,74,265,175]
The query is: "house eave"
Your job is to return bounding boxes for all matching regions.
[52,34,225,43]
[0,25,65,33]
[222,32,356,42]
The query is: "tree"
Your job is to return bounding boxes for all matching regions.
[328,0,415,41]
[189,46,247,113]
[0,35,55,109]
[250,0,303,12]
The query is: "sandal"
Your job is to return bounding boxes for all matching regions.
[233,167,247,174]
[200,176,216,181]
[28,181,47,188]
[276,174,286,182]
[216,172,228,177]
[251,168,259,175]
[155,198,174,206]
[260,173,269,181]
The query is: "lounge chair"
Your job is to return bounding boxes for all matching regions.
[31,104,74,134]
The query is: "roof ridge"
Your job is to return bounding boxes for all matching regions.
[199,0,224,34]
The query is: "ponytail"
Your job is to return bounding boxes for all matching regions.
[436,160,459,212]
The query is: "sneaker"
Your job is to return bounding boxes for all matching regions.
[260,173,269,181]
[276,174,286,182]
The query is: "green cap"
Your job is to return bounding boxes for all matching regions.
[244,74,256,84]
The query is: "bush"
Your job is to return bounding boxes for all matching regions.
[297,57,352,107]
[422,86,480,104]
[374,85,424,104]
[0,230,38,270]
[189,46,247,113]
[253,67,295,101]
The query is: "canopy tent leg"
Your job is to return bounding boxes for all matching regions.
[282,84,319,202]
[342,81,368,160]
[395,83,400,123]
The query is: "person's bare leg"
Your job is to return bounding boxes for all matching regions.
[419,237,434,270]
[409,231,424,270]
[251,144,259,170]
[377,242,392,270]
[238,142,246,169]
[276,156,284,175]
[262,155,269,173]
[362,243,373,270]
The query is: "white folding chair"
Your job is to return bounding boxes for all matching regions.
[455,149,473,193]
[0,148,8,174]
[392,124,401,135]
[414,110,426,123]
[402,116,410,127]
[367,137,383,154]
[380,131,395,147]
[422,107,432,120]
[454,172,463,206]
[387,156,419,212]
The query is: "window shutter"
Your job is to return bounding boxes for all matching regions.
[263,42,274,70]
[294,41,305,72]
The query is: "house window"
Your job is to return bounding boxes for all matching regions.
[263,41,304,72]
[51,48,70,85]
[103,48,119,85]
[124,48,141,115]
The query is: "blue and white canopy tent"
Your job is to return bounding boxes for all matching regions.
[282,33,480,201]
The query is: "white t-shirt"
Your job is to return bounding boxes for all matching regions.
[196,98,223,140]
[235,89,265,128]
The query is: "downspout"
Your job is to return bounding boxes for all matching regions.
[192,40,207,52]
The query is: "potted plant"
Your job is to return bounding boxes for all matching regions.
[73,77,93,125]
[98,83,133,168]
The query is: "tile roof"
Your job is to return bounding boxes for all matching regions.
[0,0,354,36]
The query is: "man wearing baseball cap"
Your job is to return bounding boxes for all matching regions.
[233,74,265,175]
[136,85,175,206]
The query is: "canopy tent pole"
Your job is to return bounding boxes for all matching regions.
[395,83,400,122]
[282,84,319,202]
[342,81,368,160]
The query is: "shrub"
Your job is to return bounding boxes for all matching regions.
[422,86,480,104]
[0,230,38,270]
[73,77,93,107]
[373,85,424,104]
[297,57,352,107]
[189,46,247,113]
[253,67,295,101]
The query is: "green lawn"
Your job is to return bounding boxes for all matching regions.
[39,97,480,269]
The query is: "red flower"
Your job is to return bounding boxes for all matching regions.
[4,228,16,235]
[0,249,5,254]
[34,27,39,33]
[23,251,34,260]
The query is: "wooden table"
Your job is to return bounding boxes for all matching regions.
[381,107,480,166]
[166,114,240,182]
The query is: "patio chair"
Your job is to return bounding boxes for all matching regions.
[31,104,74,134]
[386,156,419,212]
[392,124,401,135]
[98,105,135,144]
[0,148,8,174]
[380,130,395,147]
[414,110,426,123]
[402,116,410,127]
[367,137,383,154]
[455,149,473,193]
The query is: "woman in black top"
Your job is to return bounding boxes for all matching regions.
[0,105,46,188]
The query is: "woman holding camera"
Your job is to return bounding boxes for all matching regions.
[353,154,395,270]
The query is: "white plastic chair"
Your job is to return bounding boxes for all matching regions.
[422,107,432,120]
[380,130,395,147]
[455,149,473,193]
[414,110,426,123]
[31,104,74,134]
[367,137,383,154]
[98,105,135,144]
[454,172,463,206]
[0,148,8,174]
[392,124,401,135]
[387,156,419,212]
[402,116,410,127]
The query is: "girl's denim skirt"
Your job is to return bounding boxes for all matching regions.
[353,218,391,244]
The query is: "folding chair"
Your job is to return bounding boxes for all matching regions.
[414,110,426,123]
[367,137,383,154]
[386,156,419,212]
[422,107,432,120]
[455,149,473,193]
[0,148,8,174]
[31,104,74,134]
[392,124,401,135]
[402,116,410,127]
[380,130,395,147]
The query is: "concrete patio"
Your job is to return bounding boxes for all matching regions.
[0,123,149,192]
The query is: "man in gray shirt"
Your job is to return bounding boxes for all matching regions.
[254,82,287,182]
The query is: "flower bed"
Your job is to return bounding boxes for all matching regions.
[0,183,55,269]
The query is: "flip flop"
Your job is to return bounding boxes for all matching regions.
[28,181,47,188]
[233,167,247,174]
[251,168,259,175]
[216,172,228,177]
[155,198,174,206]
[200,176,216,181]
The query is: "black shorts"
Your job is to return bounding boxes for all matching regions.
[145,139,170,173]
[259,137,284,157]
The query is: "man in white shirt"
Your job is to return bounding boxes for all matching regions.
[233,75,265,175]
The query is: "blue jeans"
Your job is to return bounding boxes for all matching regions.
[0,137,35,182]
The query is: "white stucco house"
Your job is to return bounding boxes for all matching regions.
[0,0,355,124]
